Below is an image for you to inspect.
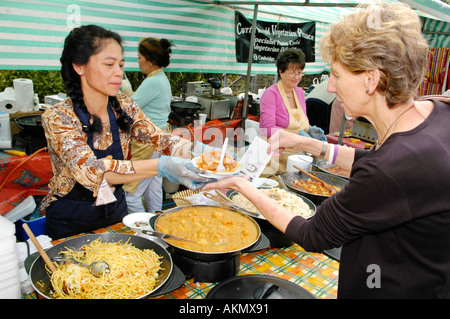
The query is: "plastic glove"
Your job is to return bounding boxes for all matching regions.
[308,126,327,141]
[158,155,215,191]
[298,129,312,138]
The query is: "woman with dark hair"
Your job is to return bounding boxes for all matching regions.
[123,37,174,214]
[40,25,210,239]
[259,48,325,173]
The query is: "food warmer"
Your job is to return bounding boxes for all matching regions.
[187,79,232,120]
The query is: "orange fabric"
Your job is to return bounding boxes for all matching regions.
[0,152,52,215]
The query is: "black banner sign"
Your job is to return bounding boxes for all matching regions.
[235,11,315,64]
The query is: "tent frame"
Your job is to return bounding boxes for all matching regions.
[212,0,359,120]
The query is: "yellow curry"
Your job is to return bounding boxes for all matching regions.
[155,206,259,253]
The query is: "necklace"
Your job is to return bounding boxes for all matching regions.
[286,95,293,98]
[376,104,414,149]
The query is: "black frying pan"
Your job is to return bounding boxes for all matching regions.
[28,233,173,299]
[170,101,205,116]
[14,115,45,136]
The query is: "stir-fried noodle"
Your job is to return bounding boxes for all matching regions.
[49,238,162,299]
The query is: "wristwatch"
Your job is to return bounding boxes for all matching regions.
[320,141,328,157]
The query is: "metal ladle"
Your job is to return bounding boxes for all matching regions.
[52,256,110,278]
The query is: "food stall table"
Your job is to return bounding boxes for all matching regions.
[26,222,339,300]
[326,134,373,150]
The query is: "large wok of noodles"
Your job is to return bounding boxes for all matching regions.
[28,233,173,299]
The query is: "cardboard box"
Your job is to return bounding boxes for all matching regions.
[44,94,66,105]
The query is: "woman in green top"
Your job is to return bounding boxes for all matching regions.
[123,37,174,213]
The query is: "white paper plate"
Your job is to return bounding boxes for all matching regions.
[192,156,242,177]
[251,178,279,189]
[122,212,156,233]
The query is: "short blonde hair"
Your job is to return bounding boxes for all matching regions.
[320,3,429,107]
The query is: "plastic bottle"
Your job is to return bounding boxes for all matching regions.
[33,93,39,111]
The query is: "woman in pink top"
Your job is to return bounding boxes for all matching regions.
[259,48,325,174]
[259,48,326,141]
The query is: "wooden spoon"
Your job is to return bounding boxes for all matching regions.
[22,224,56,272]
[293,164,338,194]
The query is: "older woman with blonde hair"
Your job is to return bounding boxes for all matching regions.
[204,3,450,298]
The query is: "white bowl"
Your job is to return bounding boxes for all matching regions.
[251,178,279,189]
[122,212,155,233]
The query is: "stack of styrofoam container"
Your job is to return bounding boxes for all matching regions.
[0,215,21,299]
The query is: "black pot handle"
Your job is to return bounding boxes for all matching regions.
[253,282,280,299]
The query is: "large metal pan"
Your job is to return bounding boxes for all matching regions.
[315,159,350,179]
[28,233,174,299]
[152,205,265,262]
[226,189,316,248]
[281,171,348,204]
[226,189,316,221]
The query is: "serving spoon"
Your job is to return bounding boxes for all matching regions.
[52,256,110,278]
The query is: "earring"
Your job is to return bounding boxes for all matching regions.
[366,89,369,94]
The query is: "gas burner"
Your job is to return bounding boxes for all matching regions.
[171,251,240,283]
[13,132,47,155]
[169,111,197,127]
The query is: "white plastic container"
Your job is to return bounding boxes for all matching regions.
[0,215,21,299]
[286,154,313,172]
[0,110,12,148]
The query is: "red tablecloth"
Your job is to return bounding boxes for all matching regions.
[326,134,374,150]
[0,152,51,215]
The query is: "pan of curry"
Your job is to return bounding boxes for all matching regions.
[151,205,264,262]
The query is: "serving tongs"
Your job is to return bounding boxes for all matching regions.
[139,229,195,243]
[293,164,339,194]
[203,191,261,218]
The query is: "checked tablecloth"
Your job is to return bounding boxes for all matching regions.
[44,223,339,299]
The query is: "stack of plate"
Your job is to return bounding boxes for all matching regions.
[0,215,21,298]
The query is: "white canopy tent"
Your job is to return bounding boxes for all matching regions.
[0,0,447,75]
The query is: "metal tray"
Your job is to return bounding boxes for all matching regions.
[280,171,348,204]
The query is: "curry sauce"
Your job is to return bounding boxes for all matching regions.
[155,206,259,253]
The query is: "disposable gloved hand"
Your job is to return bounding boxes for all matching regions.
[308,126,327,141]
[158,155,215,191]
[298,129,312,138]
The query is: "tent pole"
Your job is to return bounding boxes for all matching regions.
[242,4,258,124]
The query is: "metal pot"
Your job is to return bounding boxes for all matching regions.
[152,205,265,262]
[27,233,175,299]
[14,115,45,136]
[170,101,205,116]
[281,171,348,204]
